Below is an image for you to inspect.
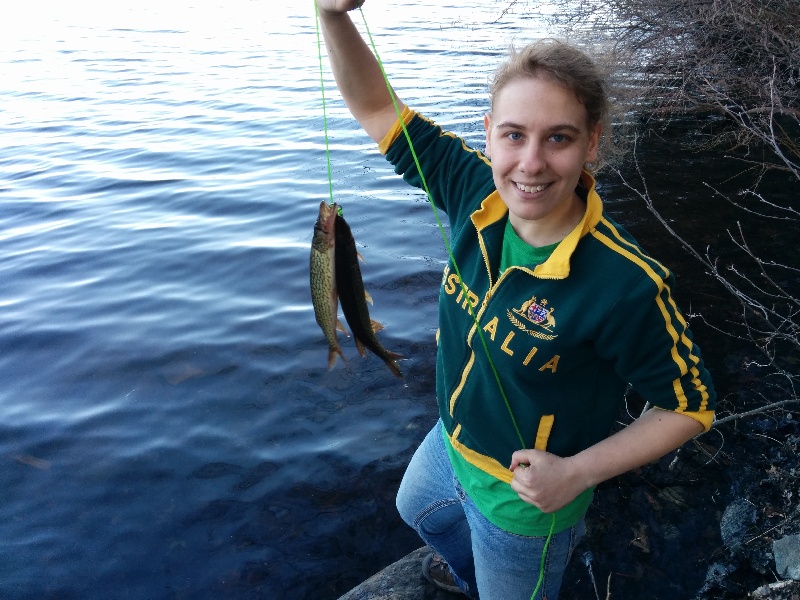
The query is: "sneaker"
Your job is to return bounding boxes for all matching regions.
[422,552,464,595]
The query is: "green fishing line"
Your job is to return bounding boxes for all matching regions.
[314,0,335,206]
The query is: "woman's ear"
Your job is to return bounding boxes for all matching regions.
[585,122,602,163]
[484,113,493,158]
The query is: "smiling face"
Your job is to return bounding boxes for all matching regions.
[484,76,601,246]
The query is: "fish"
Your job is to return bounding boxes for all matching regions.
[334,210,403,378]
[310,201,348,370]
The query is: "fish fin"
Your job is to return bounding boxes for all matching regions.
[364,290,373,305]
[336,319,350,337]
[354,337,367,358]
[370,319,383,333]
[357,251,366,264]
[384,355,404,379]
[327,345,347,370]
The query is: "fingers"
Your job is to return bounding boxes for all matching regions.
[509,471,542,510]
[316,0,363,16]
[343,0,365,11]
[509,452,583,513]
[509,448,538,471]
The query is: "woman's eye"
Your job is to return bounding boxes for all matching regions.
[550,134,568,143]
[506,132,522,141]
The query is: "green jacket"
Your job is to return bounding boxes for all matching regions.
[381,108,716,487]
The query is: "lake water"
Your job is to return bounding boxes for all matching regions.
[0,1,775,599]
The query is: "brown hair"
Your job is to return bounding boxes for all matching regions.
[489,39,612,163]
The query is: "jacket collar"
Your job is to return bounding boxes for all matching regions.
[471,170,602,280]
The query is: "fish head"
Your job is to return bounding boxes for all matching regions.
[315,201,339,237]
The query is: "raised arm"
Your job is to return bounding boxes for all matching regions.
[316,0,405,143]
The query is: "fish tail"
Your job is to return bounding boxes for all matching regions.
[384,353,404,379]
[354,337,367,358]
[327,344,347,370]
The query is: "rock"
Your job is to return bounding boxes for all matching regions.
[696,561,734,596]
[750,579,800,599]
[337,547,464,600]
[720,498,757,553]
[774,534,800,580]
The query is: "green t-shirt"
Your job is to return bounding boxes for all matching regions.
[445,220,593,536]
[499,219,560,273]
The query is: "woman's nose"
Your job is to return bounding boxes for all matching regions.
[518,143,546,173]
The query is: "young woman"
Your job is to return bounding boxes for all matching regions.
[316,2,717,598]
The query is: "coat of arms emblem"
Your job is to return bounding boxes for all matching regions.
[507,296,557,340]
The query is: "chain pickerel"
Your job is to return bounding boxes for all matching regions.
[310,201,348,370]
[334,211,403,379]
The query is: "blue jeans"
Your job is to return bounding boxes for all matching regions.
[396,422,585,600]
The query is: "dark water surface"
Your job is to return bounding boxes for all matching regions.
[2,2,790,599]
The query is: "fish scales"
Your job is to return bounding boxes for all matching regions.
[334,212,403,378]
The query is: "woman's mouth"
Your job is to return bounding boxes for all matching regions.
[515,182,549,193]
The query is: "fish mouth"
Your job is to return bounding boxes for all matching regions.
[316,201,339,233]
[515,182,550,194]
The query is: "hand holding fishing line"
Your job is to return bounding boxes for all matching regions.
[510,450,585,514]
[315,0,364,13]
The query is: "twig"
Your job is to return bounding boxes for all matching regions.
[492,0,521,23]
[745,519,787,545]
[712,398,800,426]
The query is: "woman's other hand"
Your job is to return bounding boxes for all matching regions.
[509,450,585,513]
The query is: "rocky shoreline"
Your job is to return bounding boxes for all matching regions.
[338,543,800,600]
[337,413,800,600]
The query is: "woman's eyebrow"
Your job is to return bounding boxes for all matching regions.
[494,121,583,134]
[494,120,525,129]
[547,123,582,134]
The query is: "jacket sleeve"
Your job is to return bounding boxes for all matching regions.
[595,267,717,430]
[379,108,496,231]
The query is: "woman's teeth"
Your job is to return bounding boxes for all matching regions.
[516,182,548,193]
